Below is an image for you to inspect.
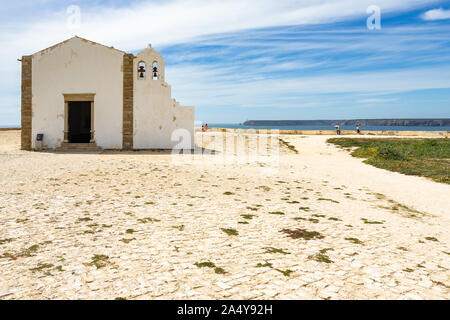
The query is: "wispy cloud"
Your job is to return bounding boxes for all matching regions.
[421,8,450,20]
[0,0,449,124]
[356,98,399,104]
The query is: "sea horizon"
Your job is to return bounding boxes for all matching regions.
[3,124,450,132]
[206,123,450,132]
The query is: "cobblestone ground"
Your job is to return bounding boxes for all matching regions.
[0,131,449,299]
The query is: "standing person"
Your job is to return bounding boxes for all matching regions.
[205,123,209,131]
[356,124,361,134]
[335,124,341,135]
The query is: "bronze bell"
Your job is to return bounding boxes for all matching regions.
[138,65,146,78]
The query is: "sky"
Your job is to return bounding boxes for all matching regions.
[0,0,449,125]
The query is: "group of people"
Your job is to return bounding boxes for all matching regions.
[334,124,361,135]
[201,123,209,132]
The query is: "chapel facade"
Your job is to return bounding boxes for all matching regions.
[21,36,194,150]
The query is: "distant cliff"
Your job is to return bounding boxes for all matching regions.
[243,119,450,127]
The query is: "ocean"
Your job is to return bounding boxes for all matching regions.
[2,124,450,131]
[207,123,450,132]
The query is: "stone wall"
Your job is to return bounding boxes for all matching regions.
[21,56,32,150]
[31,37,124,149]
[132,46,195,149]
[122,54,134,150]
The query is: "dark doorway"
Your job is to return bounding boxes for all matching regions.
[68,101,91,143]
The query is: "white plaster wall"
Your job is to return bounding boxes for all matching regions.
[133,46,195,149]
[31,37,124,149]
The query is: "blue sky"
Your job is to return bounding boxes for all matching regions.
[1,0,449,124]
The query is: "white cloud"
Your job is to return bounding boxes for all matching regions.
[421,8,450,20]
[356,98,399,104]
[167,64,450,108]
[1,0,442,55]
[0,0,447,123]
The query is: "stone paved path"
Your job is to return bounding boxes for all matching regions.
[0,131,448,299]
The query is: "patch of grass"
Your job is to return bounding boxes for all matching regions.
[256,262,273,268]
[264,247,291,255]
[238,221,249,225]
[124,212,134,216]
[138,217,160,223]
[194,261,226,274]
[361,218,384,225]
[241,214,255,220]
[85,254,110,269]
[279,138,299,154]
[328,217,342,221]
[299,207,310,211]
[223,192,235,196]
[195,261,215,268]
[327,138,450,184]
[258,186,271,192]
[317,198,339,203]
[77,217,92,222]
[173,225,185,231]
[0,238,13,245]
[214,267,226,274]
[246,206,259,211]
[126,229,135,234]
[30,263,54,273]
[2,244,42,260]
[308,252,333,263]
[417,263,425,268]
[221,228,238,236]
[425,236,439,242]
[255,261,292,276]
[269,211,285,215]
[281,228,324,240]
[275,269,293,277]
[432,280,450,289]
[345,237,363,244]
[387,200,428,218]
[120,238,136,243]
[23,244,39,256]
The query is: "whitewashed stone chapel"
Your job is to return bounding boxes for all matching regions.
[20,36,194,150]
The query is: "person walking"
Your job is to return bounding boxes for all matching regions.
[356,124,361,134]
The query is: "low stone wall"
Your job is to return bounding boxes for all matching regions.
[205,127,449,137]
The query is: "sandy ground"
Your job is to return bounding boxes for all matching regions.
[0,130,448,300]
